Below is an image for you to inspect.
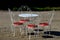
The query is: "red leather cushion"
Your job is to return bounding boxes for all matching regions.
[13,21,23,26]
[39,23,49,27]
[27,24,36,28]
[19,19,29,23]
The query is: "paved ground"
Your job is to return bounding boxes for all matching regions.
[0,10,60,40]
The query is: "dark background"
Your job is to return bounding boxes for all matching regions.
[0,0,60,10]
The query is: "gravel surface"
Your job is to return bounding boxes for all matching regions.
[0,11,60,40]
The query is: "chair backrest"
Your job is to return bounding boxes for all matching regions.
[8,8,30,26]
[17,5,31,11]
[39,10,55,27]
[48,10,55,25]
[8,8,14,25]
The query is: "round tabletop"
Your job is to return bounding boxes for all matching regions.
[18,14,39,17]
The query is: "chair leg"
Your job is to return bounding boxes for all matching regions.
[13,32,15,36]
[29,35,31,40]
[12,27,15,36]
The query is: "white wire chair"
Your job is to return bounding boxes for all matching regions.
[8,8,30,36]
[38,10,55,38]
[8,5,33,37]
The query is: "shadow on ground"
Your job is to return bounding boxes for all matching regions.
[44,31,60,36]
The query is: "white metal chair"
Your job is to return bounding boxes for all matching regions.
[8,8,30,36]
[38,10,55,37]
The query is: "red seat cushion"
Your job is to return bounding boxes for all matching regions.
[19,19,29,23]
[13,21,23,26]
[20,19,29,21]
[27,24,36,28]
[39,23,49,27]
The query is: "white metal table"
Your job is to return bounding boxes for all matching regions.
[18,13,39,40]
[18,14,38,17]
